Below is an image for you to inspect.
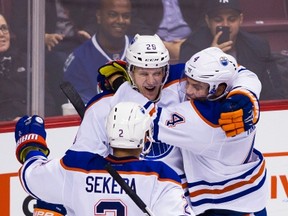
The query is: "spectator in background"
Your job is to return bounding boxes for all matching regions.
[44,0,96,53]
[63,0,133,104]
[0,13,28,121]
[45,0,97,115]
[0,13,62,121]
[129,0,208,64]
[11,0,96,53]
[179,0,285,100]
[10,0,96,116]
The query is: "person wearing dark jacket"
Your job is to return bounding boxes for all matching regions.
[0,13,60,121]
[0,12,64,121]
[129,0,206,35]
[10,0,97,116]
[11,0,96,53]
[129,0,208,63]
[0,14,28,121]
[180,0,285,100]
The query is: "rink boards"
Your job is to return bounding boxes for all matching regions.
[1,103,288,215]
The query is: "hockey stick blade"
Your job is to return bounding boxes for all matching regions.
[60,81,86,119]
[105,163,155,216]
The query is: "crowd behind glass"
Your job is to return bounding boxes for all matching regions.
[0,0,288,122]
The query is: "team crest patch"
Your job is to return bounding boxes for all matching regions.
[219,56,229,66]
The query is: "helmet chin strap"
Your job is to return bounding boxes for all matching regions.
[151,89,162,103]
[207,91,228,101]
[142,140,153,156]
[207,83,228,101]
[141,130,154,156]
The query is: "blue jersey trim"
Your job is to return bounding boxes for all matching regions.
[62,150,181,183]
[188,149,264,188]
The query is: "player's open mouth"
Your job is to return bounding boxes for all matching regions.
[145,87,156,91]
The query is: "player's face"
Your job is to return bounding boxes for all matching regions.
[96,0,131,38]
[131,66,166,101]
[0,15,10,53]
[206,9,243,42]
[185,77,209,101]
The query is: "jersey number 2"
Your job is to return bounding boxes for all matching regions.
[95,199,127,216]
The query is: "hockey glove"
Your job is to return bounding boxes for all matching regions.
[219,94,254,137]
[15,115,49,164]
[98,60,131,91]
[34,200,67,216]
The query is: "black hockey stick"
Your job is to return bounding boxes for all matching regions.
[105,163,155,216]
[60,81,86,119]
[60,82,154,215]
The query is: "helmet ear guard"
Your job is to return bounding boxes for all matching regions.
[184,47,237,100]
[106,102,153,155]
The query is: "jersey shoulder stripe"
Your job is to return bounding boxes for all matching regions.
[61,150,182,184]
[86,91,114,110]
[192,100,222,126]
[188,149,266,208]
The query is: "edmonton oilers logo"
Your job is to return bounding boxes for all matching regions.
[143,142,174,160]
[220,56,229,66]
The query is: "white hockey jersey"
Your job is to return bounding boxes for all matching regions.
[69,64,186,177]
[69,63,264,214]
[151,99,267,214]
[112,65,267,214]
[19,150,192,215]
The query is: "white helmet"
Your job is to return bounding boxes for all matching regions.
[126,34,170,100]
[184,47,237,100]
[126,34,170,69]
[106,102,153,154]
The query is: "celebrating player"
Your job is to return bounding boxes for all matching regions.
[16,102,193,215]
[70,33,261,165]
[22,33,186,216]
[112,47,267,215]
[70,34,186,177]
[31,34,261,214]
[66,34,261,208]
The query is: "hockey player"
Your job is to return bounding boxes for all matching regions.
[69,34,186,178]
[69,34,260,170]
[24,34,261,214]
[16,101,193,215]
[18,34,185,216]
[111,47,267,215]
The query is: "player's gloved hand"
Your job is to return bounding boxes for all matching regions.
[15,115,49,164]
[98,60,131,91]
[34,200,67,216]
[219,94,254,137]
